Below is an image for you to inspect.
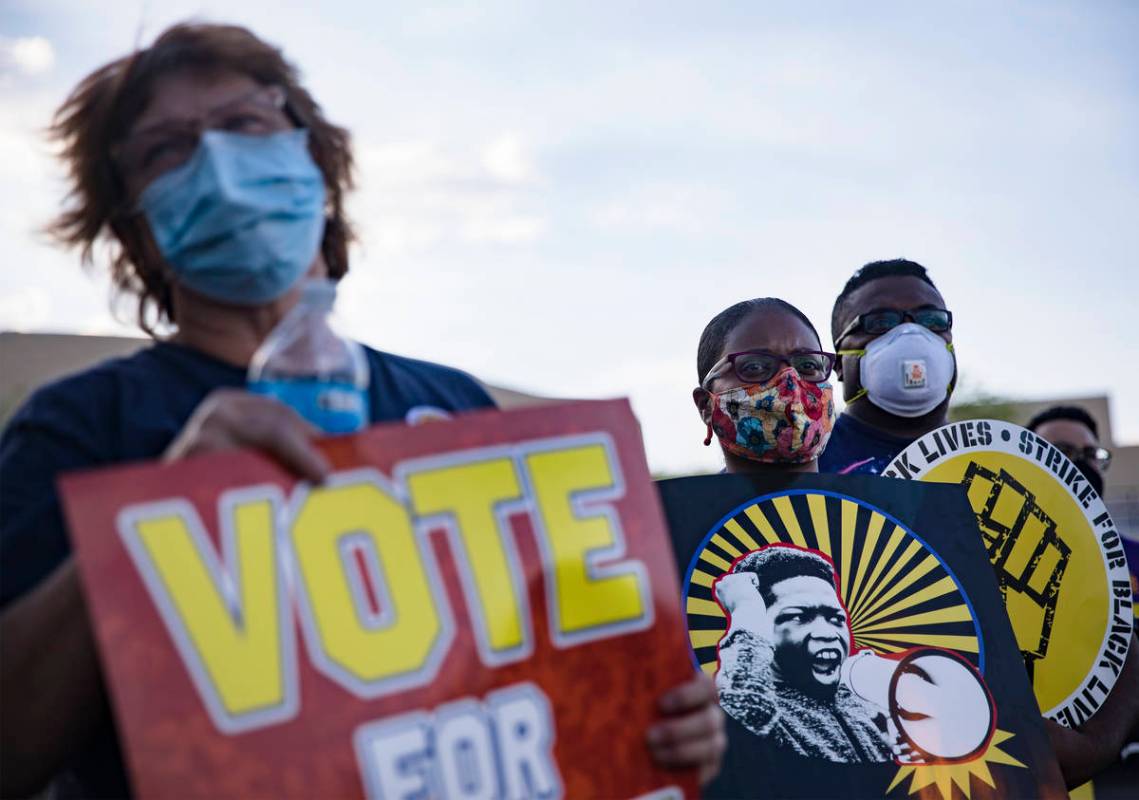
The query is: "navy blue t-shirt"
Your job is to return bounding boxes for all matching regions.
[817,413,913,476]
[0,340,494,797]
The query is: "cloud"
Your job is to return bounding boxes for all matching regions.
[591,182,713,235]
[462,213,546,244]
[0,36,55,78]
[481,134,538,186]
[357,140,461,186]
[351,134,547,254]
[0,287,51,331]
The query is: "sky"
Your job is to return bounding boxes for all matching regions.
[2,0,1137,475]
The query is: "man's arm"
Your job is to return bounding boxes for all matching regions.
[1045,632,1139,787]
[714,572,782,735]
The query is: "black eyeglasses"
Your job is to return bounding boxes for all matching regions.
[702,349,836,388]
[1054,443,1112,471]
[835,307,953,345]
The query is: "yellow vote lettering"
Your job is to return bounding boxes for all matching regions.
[120,492,294,732]
[290,477,448,695]
[524,441,651,645]
[406,457,529,663]
[119,435,654,735]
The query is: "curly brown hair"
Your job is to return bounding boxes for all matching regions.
[47,22,355,336]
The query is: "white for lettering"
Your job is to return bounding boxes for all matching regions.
[358,717,432,799]
[437,705,499,800]
[492,688,559,800]
[354,683,562,800]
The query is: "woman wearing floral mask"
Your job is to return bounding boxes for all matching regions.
[693,298,837,473]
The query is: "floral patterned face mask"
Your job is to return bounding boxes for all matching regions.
[705,367,837,464]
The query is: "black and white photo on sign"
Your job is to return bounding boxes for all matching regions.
[714,544,995,766]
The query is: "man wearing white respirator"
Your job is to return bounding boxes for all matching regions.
[818,261,1139,786]
[819,260,956,476]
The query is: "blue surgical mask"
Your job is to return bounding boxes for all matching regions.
[138,129,326,305]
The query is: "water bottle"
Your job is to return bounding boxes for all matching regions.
[248,278,370,434]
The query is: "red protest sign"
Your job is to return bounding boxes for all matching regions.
[60,399,697,799]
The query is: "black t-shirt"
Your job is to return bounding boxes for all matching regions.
[817,413,914,476]
[0,340,495,797]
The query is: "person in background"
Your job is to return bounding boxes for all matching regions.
[693,298,837,475]
[1026,405,1111,497]
[819,260,1138,786]
[818,259,956,476]
[1027,405,1139,780]
[0,23,724,797]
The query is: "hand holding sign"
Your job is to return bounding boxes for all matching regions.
[648,673,727,785]
[163,388,332,483]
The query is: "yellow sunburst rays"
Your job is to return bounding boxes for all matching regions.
[686,501,787,602]
[847,512,888,614]
[836,506,979,660]
[886,730,1026,800]
[743,504,782,547]
[852,542,929,622]
[841,498,858,601]
[770,496,809,549]
[848,523,908,619]
[688,517,761,593]
[806,493,833,559]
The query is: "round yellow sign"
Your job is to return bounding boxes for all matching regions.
[885,419,1133,726]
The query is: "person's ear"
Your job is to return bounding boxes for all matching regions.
[834,356,845,382]
[693,387,716,446]
[693,387,713,424]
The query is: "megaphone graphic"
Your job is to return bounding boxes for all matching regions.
[842,647,995,763]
